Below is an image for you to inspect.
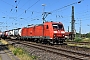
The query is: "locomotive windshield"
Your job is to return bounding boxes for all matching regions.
[52,24,63,29]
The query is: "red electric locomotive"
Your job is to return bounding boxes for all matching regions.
[21,21,65,44]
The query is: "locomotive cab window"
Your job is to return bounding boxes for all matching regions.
[58,24,63,29]
[52,24,63,29]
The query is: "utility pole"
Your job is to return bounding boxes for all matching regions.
[71,6,75,40]
[68,26,69,32]
[79,19,81,38]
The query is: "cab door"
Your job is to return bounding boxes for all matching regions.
[44,25,50,39]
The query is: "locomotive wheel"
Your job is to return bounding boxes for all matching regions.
[36,39,40,43]
[60,41,63,43]
[56,42,59,44]
[53,40,55,44]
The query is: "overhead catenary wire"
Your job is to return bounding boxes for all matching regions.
[50,0,84,13]
[0,0,14,7]
[0,0,74,22]
[1,0,34,18]
[18,0,40,17]
[46,0,84,24]
[0,0,18,19]
[1,0,90,33]
[17,0,21,6]
[0,2,86,22]
[75,10,90,16]
[21,0,31,8]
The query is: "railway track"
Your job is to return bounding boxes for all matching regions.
[7,39,90,60]
[65,41,90,45]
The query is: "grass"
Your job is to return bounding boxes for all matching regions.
[0,39,37,60]
[82,38,90,42]
[0,56,2,60]
[67,37,90,48]
[68,44,90,48]
[0,39,8,44]
[8,45,34,60]
[74,37,82,42]
[67,37,90,42]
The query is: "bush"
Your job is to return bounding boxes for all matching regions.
[13,48,24,55]
[74,37,82,42]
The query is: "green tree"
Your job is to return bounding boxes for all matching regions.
[86,32,90,38]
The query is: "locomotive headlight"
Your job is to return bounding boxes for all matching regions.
[63,35,65,36]
[54,31,57,33]
[61,31,65,34]
[54,34,56,37]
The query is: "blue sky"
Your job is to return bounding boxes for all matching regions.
[0,0,90,34]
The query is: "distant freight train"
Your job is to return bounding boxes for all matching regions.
[2,21,66,44]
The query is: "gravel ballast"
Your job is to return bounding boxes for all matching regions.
[17,44,72,60]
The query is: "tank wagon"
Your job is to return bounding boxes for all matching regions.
[3,28,21,39]
[4,21,65,44]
